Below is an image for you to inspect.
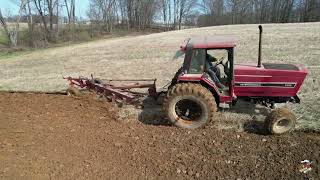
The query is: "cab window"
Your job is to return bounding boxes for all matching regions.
[206,49,231,79]
[189,49,205,74]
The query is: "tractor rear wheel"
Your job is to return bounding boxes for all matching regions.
[163,83,217,129]
[265,108,296,135]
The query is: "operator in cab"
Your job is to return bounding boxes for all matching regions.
[205,53,228,91]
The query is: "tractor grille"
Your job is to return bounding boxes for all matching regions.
[263,63,299,71]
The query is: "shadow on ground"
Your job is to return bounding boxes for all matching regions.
[138,96,171,126]
[138,97,270,135]
[227,100,271,135]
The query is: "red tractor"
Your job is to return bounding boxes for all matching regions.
[163,26,308,134]
[65,26,307,134]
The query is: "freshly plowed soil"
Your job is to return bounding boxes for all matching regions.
[0,92,319,180]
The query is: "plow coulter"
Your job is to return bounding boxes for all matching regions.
[64,76,158,106]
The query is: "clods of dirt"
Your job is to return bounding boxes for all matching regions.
[0,92,319,179]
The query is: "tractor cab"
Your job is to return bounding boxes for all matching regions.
[173,32,307,106]
[177,36,236,103]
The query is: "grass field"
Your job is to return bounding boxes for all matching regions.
[0,22,319,130]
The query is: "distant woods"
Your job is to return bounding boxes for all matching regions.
[198,0,320,26]
[0,0,320,48]
[87,0,197,32]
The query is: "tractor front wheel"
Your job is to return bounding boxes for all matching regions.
[163,83,217,129]
[265,108,296,135]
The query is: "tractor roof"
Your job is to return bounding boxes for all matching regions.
[180,36,236,51]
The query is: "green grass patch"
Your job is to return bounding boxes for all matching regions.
[0,84,12,91]
[0,33,8,45]
[0,51,21,59]
[0,49,33,60]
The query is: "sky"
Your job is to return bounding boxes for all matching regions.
[0,0,90,18]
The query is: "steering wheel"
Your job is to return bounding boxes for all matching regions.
[213,57,225,68]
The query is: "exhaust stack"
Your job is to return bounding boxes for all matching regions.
[258,25,263,68]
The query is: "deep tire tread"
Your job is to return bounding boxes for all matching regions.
[163,83,217,129]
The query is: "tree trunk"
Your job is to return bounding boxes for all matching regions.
[64,0,71,25]
[56,0,60,39]
[173,0,177,29]
[33,0,49,37]
[46,0,54,30]
[26,1,34,46]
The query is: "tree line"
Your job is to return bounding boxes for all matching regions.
[87,0,197,32]
[0,0,319,48]
[88,0,320,29]
[198,0,320,26]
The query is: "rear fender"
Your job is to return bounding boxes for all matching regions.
[201,78,234,103]
[177,74,203,82]
[177,74,221,104]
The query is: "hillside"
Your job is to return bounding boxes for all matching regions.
[0,23,319,130]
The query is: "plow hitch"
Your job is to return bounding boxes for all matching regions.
[64,76,158,105]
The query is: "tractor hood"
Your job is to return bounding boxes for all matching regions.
[234,63,308,97]
[235,63,307,76]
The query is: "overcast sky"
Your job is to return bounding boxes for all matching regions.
[0,0,90,18]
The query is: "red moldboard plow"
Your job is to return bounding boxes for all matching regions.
[64,75,158,105]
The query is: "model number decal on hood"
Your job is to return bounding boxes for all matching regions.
[235,82,296,88]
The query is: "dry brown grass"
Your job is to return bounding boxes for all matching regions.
[0,22,319,130]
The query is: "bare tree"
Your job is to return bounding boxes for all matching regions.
[200,0,225,25]
[0,9,10,45]
[24,0,35,46]
[160,0,168,28]
[0,0,26,47]
[199,0,320,27]
[64,0,75,27]
[253,0,271,23]
[33,0,49,35]
[118,0,128,28]
[88,0,157,31]
[46,0,54,30]
[26,0,34,32]
[298,0,320,22]
[88,0,117,32]
[174,0,196,30]
[56,0,60,37]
